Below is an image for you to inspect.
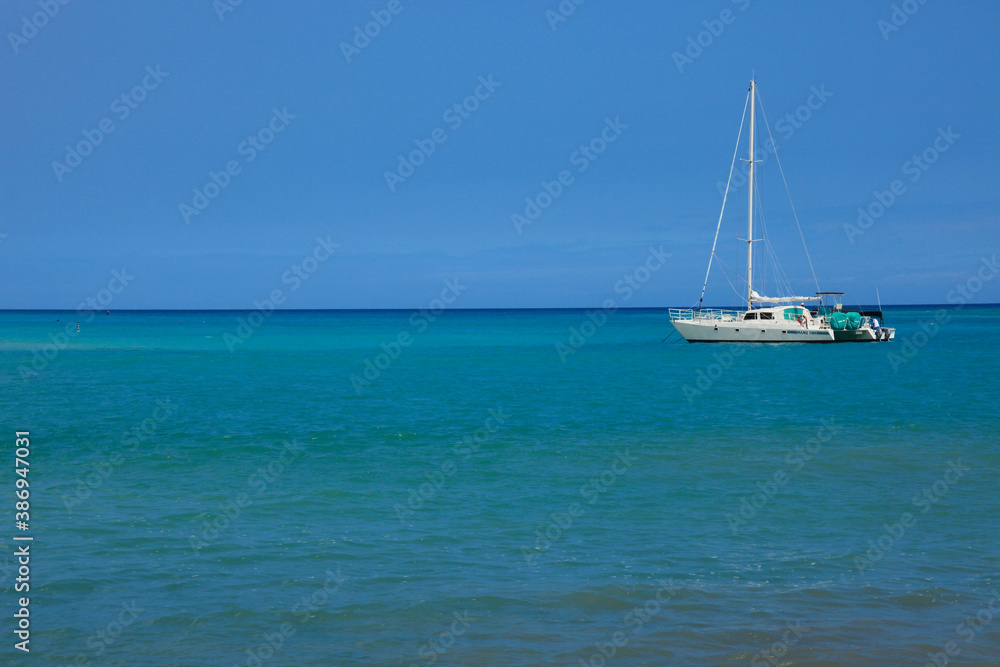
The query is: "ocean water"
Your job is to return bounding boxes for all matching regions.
[1,307,998,666]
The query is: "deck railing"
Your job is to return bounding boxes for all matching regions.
[668,308,742,323]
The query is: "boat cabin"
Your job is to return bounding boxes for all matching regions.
[741,306,810,322]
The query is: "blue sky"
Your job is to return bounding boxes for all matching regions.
[1,0,997,308]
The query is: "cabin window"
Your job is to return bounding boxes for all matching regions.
[783,307,805,321]
[760,312,773,320]
[744,312,757,320]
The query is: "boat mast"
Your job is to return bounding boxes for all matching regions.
[746,79,756,311]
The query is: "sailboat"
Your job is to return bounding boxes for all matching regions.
[670,79,894,344]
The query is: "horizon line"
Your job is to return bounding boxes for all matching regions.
[1,303,997,312]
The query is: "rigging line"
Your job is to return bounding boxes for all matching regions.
[754,172,788,298]
[751,134,778,291]
[760,182,795,299]
[709,250,744,302]
[784,139,830,287]
[758,200,798,300]
[766,238,793,297]
[696,87,751,309]
[713,252,738,276]
[757,90,821,294]
[712,253,746,303]
[757,185,796,299]
[722,269,744,304]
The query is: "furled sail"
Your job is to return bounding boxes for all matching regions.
[749,290,820,303]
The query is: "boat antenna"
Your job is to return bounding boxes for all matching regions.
[876,287,882,312]
[696,88,750,309]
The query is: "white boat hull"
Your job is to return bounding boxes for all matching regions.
[672,319,835,343]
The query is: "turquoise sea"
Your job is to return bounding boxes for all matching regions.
[1,307,998,666]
